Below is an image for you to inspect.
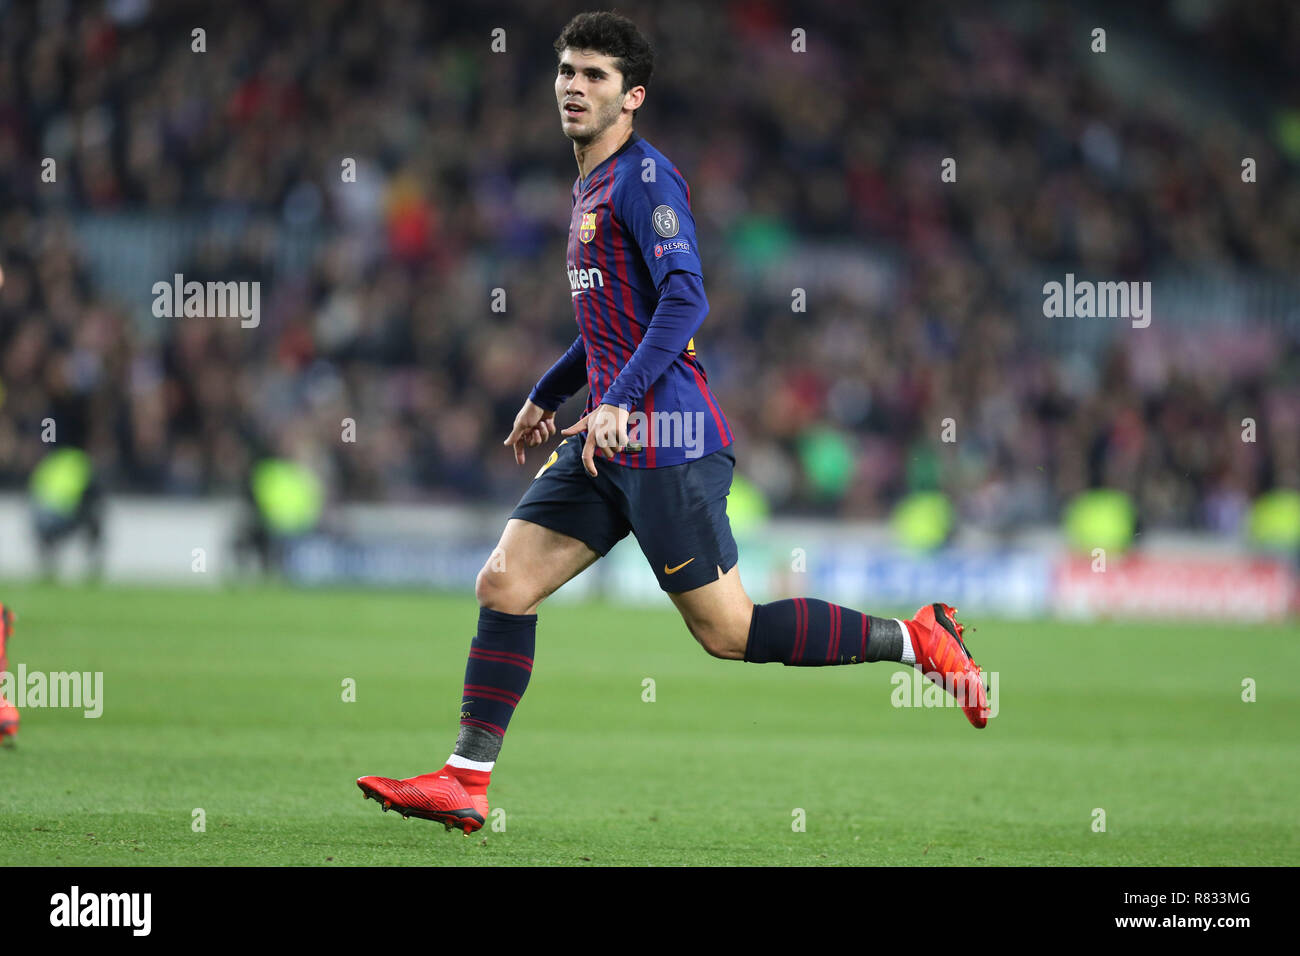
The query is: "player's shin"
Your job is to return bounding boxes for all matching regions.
[742,599,916,666]
[442,607,537,810]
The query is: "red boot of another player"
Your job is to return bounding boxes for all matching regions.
[908,603,990,729]
[356,770,485,834]
[1,603,17,746]
[0,696,17,747]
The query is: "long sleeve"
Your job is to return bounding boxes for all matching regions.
[600,271,708,411]
[528,334,588,411]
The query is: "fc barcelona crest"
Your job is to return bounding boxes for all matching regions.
[579,211,598,243]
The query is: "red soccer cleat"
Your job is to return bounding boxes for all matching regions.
[908,603,990,729]
[439,764,491,822]
[0,698,17,747]
[357,770,486,834]
[0,603,17,747]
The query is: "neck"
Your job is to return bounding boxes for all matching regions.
[574,124,633,179]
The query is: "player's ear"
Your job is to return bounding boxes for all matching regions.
[623,85,646,114]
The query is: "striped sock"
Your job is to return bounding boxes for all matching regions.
[743,599,910,666]
[453,608,536,766]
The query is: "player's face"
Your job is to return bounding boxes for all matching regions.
[556,49,628,144]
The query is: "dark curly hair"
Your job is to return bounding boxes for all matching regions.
[553,11,654,114]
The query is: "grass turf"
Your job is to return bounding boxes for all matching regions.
[0,581,1296,866]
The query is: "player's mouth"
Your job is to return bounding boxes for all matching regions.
[563,101,587,118]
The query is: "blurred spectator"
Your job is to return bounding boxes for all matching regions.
[0,0,1297,535]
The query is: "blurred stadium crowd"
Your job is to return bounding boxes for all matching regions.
[1,0,1298,533]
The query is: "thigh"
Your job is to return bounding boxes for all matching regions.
[626,445,739,593]
[510,437,632,558]
[489,516,602,604]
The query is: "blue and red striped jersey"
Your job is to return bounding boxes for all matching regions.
[555,132,733,468]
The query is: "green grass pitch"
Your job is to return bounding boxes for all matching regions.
[1,580,1297,866]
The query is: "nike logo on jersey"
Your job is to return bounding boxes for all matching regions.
[663,557,695,575]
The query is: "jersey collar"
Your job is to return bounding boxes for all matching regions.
[580,131,640,191]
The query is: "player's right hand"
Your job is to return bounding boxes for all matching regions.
[503,399,557,465]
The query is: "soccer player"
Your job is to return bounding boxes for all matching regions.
[358,12,989,834]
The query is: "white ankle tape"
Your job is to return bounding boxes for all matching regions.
[896,620,916,665]
[447,754,495,772]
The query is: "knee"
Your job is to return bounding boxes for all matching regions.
[686,616,750,661]
[475,550,538,614]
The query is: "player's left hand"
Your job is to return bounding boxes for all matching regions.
[562,403,628,477]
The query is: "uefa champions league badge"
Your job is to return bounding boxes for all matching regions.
[652,205,679,237]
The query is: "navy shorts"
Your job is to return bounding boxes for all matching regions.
[509,437,738,593]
